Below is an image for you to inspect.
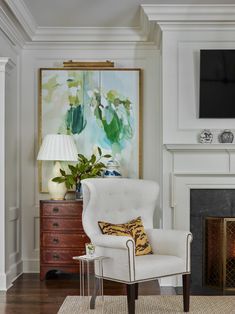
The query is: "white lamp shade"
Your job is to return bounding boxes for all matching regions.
[37,134,78,161]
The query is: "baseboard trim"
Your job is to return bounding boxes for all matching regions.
[0,273,7,291]
[6,259,23,290]
[23,259,39,273]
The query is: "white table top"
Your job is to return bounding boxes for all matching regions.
[73,255,110,261]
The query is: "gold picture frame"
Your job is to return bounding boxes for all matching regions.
[38,67,142,193]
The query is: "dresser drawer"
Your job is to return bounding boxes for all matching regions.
[41,202,82,217]
[41,218,84,231]
[42,233,88,248]
[41,249,86,264]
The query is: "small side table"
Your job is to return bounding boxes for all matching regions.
[73,255,109,310]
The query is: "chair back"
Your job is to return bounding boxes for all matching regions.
[82,178,159,239]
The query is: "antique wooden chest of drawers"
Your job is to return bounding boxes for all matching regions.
[40,200,89,280]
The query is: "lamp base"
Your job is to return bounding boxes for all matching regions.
[48,178,67,200]
[48,161,67,200]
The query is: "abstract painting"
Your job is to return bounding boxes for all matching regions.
[39,68,141,192]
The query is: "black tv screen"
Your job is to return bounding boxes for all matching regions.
[199,49,235,118]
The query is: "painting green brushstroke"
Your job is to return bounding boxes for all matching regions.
[42,75,59,103]
[42,71,135,146]
[65,72,86,135]
[66,105,87,135]
[91,89,133,152]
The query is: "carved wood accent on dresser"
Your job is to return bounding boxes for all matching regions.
[40,200,89,280]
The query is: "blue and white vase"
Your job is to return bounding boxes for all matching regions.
[199,129,213,144]
[220,129,234,143]
[75,181,83,199]
[104,160,122,178]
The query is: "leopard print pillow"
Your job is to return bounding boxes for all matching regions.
[98,216,153,256]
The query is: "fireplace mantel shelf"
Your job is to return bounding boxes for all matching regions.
[165,144,235,152]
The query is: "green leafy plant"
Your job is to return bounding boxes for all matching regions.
[52,147,111,189]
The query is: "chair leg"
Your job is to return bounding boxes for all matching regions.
[182,274,190,312]
[126,284,135,314]
[135,283,138,300]
[90,277,100,309]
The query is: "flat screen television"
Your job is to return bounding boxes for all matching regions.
[199,49,235,118]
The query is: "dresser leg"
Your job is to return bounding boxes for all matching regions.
[40,269,47,281]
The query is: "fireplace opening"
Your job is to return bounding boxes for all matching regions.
[204,217,235,291]
[190,189,235,294]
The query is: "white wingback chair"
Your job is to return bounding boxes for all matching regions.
[82,178,192,314]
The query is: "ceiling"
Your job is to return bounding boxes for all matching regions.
[22,0,235,28]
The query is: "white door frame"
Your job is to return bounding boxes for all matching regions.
[0,58,9,290]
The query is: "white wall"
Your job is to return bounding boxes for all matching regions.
[0,30,22,290]
[20,43,161,272]
[162,27,235,144]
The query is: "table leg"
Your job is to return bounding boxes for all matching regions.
[90,277,100,309]
[87,260,90,297]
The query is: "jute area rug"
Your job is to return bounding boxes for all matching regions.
[58,295,235,313]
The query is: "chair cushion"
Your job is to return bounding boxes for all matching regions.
[98,216,153,256]
[135,254,186,281]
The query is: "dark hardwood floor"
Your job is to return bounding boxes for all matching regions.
[0,273,176,314]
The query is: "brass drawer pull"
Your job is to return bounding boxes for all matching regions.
[53,254,60,260]
[53,207,59,213]
[52,222,59,227]
[52,238,59,244]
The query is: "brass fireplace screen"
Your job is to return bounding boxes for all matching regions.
[204,217,235,291]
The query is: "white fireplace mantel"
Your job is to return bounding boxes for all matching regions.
[165,144,235,152]
[163,144,235,231]
[164,144,235,175]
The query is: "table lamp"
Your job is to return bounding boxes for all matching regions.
[37,134,78,200]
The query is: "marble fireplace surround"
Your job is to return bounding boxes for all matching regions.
[162,144,235,286]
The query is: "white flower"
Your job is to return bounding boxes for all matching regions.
[87,90,93,98]
[101,96,108,108]
[69,87,78,96]
[116,104,128,125]
[104,107,113,124]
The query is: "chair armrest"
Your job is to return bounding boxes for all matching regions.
[91,234,135,250]
[90,234,136,282]
[146,229,192,271]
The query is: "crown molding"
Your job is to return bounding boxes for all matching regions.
[31,26,149,42]
[140,7,161,46]
[23,41,158,51]
[3,0,156,43]
[4,0,37,38]
[141,4,235,22]
[155,21,235,32]
[4,3,235,45]
[0,4,26,47]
